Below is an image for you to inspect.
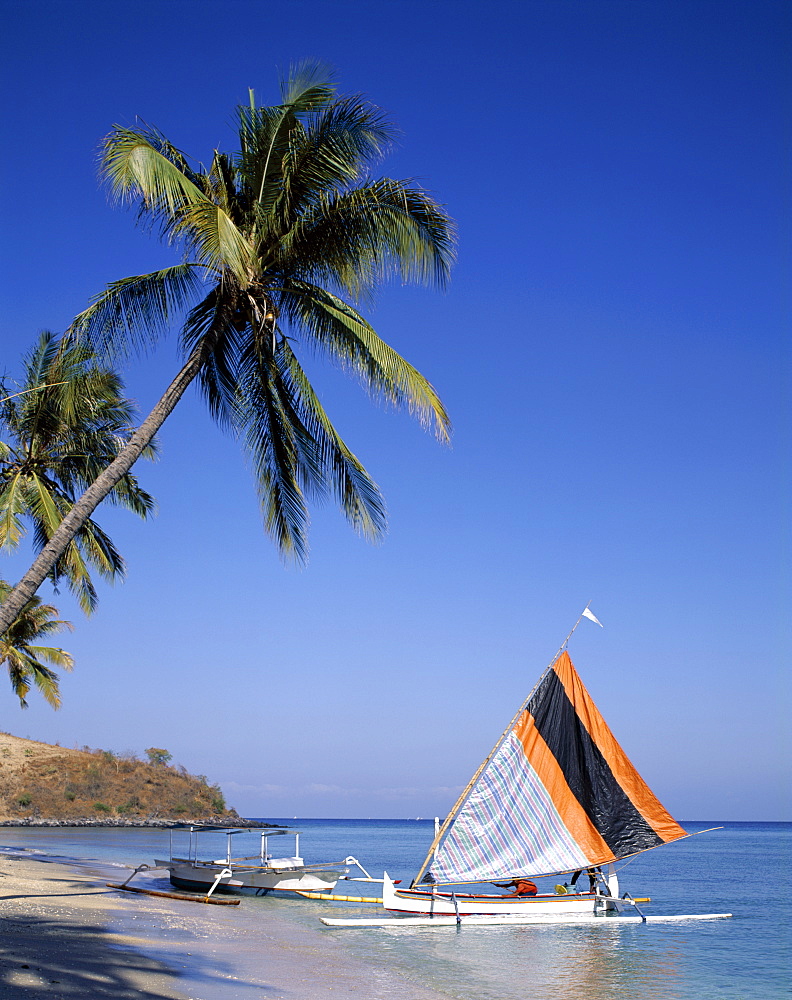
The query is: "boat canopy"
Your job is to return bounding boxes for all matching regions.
[426,652,687,883]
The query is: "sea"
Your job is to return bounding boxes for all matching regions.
[0,819,789,999]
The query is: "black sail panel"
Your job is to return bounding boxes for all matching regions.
[528,669,664,858]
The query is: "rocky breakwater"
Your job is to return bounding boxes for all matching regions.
[0,816,276,828]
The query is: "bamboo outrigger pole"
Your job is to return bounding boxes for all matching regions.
[410,604,597,887]
[105,882,241,905]
[106,861,243,906]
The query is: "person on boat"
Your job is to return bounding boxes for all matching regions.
[570,867,606,894]
[491,877,538,896]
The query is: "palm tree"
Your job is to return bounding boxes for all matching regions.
[0,331,156,614]
[0,62,455,636]
[0,580,73,708]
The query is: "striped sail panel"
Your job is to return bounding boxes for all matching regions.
[428,652,686,883]
[428,732,590,882]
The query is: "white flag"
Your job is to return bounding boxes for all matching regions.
[582,607,603,627]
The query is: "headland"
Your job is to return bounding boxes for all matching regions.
[0,732,269,827]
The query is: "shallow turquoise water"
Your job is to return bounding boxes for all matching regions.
[1,819,788,999]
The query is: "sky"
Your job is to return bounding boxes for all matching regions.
[1,0,788,822]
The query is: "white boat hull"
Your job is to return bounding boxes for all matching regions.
[157,859,348,895]
[382,873,616,917]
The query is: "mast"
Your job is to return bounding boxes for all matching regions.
[411,605,596,887]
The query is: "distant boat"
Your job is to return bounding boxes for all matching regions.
[323,608,732,927]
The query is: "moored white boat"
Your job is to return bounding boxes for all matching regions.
[156,826,370,896]
[164,858,350,894]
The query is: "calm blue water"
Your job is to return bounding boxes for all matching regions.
[1,819,789,999]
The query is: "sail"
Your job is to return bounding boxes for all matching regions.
[427,651,687,883]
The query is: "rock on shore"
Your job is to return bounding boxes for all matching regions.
[0,816,274,827]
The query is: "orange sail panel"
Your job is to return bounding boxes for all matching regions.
[551,652,687,844]
[428,652,686,883]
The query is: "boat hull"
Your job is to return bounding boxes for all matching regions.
[158,860,349,896]
[382,873,617,917]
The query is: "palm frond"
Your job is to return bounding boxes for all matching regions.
[180,289,249,430]
[239,63,336,216]
[27,490,122,614]
[92,471,156,517]
[278,60,337,109]
[276,96,396,224]
[6,650,66,709]
[69,519,125,580]
[279,283,451,443]
[276,340,386,539]
[27,473,70,540]
[39,505,125,584]
[207,152,240,218]
[101,126,206,222]
[0,472,29,550]
[69,264,207,359]
[49,538,100,616]
[231,333,388,558]
[242,358,310,562]
[282,180,456,296]
[174,201,252,286]
[0,581,73,708]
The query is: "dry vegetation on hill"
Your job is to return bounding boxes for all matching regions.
[0,733,242,824]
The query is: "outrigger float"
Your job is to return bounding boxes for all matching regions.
[106,868,241,905]
[321,607,733,928]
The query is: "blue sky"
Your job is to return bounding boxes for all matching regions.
[1,0,788,821]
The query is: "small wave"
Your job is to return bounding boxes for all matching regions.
[0,846,127,869]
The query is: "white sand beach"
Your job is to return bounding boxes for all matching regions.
[0,853,189,998]
[0,852,449,1000]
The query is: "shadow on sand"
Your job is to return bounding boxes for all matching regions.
[0,910,272,999]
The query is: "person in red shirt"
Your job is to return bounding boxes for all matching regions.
[491,877,538,896]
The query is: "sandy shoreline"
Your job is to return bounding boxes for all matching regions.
[0,852,450,1000]
[0,852,189,999]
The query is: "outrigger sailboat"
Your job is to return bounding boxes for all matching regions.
[323,608,732,927]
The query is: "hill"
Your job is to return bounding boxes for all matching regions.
[0,733,248,826]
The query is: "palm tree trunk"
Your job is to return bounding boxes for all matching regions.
[0,345,205,635]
